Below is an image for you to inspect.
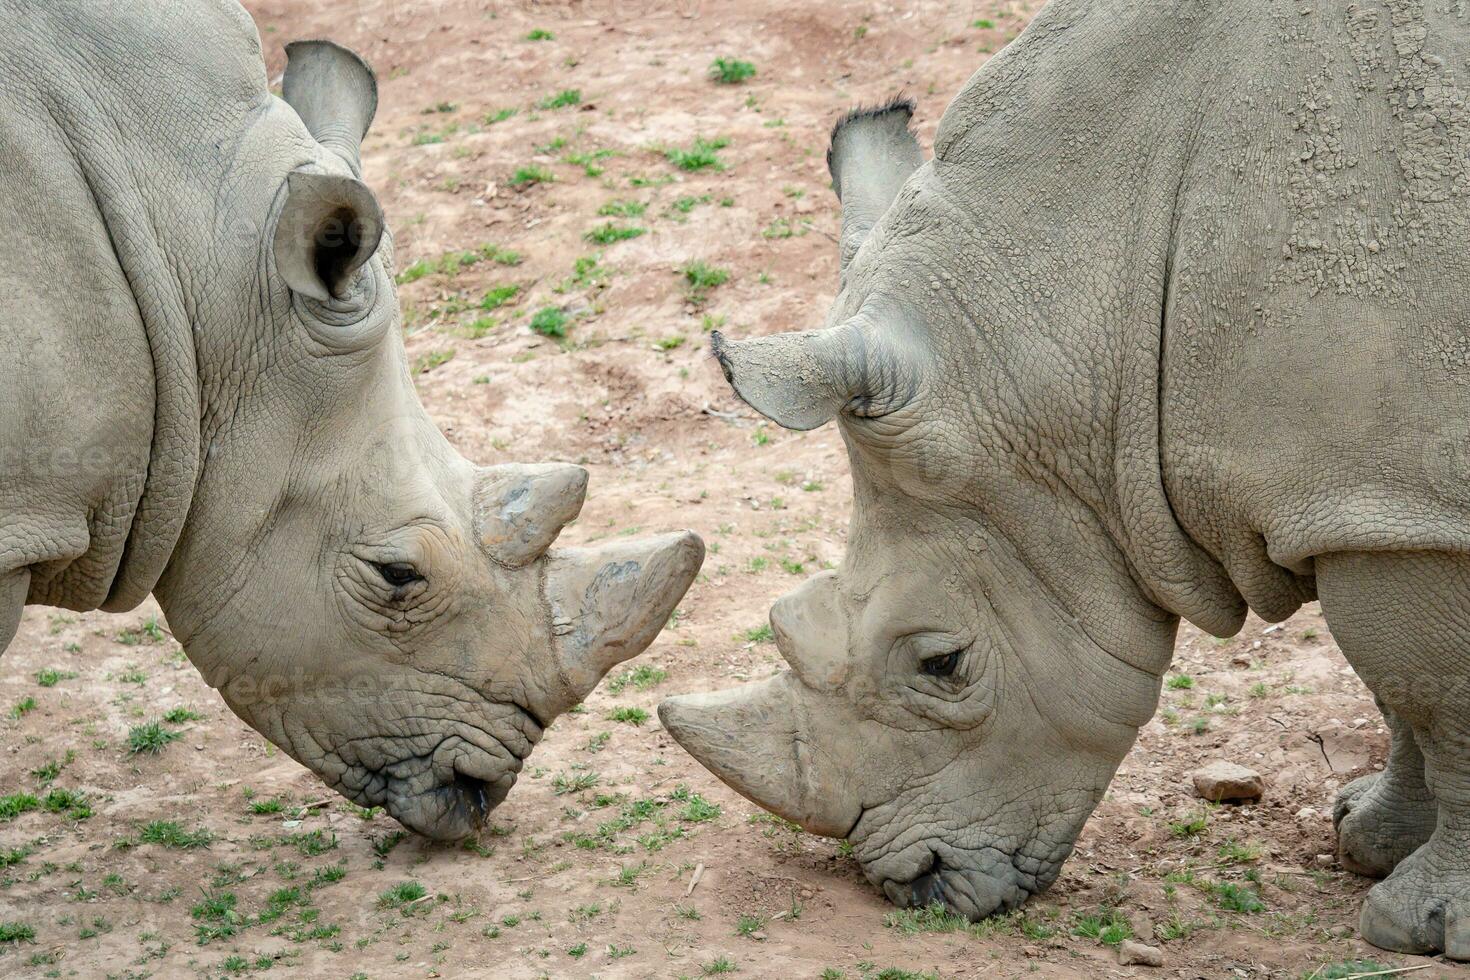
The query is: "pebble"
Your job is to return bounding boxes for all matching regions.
[1315,853,1335,867]
[1191,761,1265,802]
[1117,940,1165,967]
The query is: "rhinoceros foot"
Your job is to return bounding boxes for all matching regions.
[1334,772,1437,879]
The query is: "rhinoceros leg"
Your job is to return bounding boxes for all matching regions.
[1319,551,1470,960]
[0,569,27,655]
[1333,696,1438,878]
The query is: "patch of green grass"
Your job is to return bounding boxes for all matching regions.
[0,921,35,943]
[485,107,518,125]
[413,349,455,376]
[1217,839,1262,865]
[537,89,582,110]
[735,913,766,937]
[0,792,38,821]
[607,665,668,693]
[553,771,599,796]
[128,722,182,755]
[666,137,730,172]
[710,58,756,84]
[674,788,720,823]
[511,165,555,188]
[529,306,569,338]
[480,284,520,311]
[703,955,738,974]
[162,707,203,724]
[1166,673,1194,689]
[598,199,646,217]
[377,881,427,909]
[884,903,971,935]
[681,261,730,303]
[568,941,587,958]
[1213,881,1265,913]
[656,335,686,351]
[1311,962,1393,980]
[9,697,36,719]
[42,788,90,820]
[138,820,213,849]
[741,624,774,644]
[607,707,649,726]
[248,798,285,815]
[608,862,649,889]
[1071,907,1132,946]
[584,223,646,245]
[34,668,75,687]
[526,28,554,41]
[1169,811,1210,838]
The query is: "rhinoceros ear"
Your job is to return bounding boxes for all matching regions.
[828,98,924,273]
[711,322,904,431]
[282,40,378,178]
[272,171,384,303]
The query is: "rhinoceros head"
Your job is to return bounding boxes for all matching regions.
[661,100,1172,918]
[154,41,702,840]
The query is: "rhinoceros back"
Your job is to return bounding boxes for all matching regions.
[1159,1,1470,614]
[0,0,267,615]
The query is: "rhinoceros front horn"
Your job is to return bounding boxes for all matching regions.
[473,463,588,567]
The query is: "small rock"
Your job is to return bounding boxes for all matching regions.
[1117,941,1165,967]
[1192,761,1265,802]
[1315,853,1335,867]
[1330,924,1355,939]
[1132,914,1156,942]
[1296,806,1320,821]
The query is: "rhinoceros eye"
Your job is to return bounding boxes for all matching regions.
[921,650,962,678]
[376,562,424,588]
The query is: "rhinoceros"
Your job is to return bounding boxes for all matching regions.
[661,0,1470,958]
[0,0,702,841]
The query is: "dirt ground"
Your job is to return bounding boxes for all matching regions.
[2,1,1467,978]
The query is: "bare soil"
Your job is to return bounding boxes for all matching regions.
[2,1,1466,978]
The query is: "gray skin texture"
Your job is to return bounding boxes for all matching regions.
[661,0,1470,959]
[0,1,703,841]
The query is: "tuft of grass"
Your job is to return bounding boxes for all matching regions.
[537,89,582,110]
[377,881,427,909]
[1071,907,1133,946]
[584,223,646,245]
[666,136,730,172]
[162,707,203,724]
[1166,673,1195,689]
[735,913,766,938]
[485,107,518,125]
[34,668,75,687]
[42,788,90,820]
[0,793,39,821]
[1169,811,1210,838]
[137,820,213,849]
[9,697,36,719]
[703,955,739,974]
[607,707,649,726]
[480,284,520,311]
[709,58,756,84]
[674,788,721,823]
[413,349,455,376]
[1313,962,1393,980]
[681,261,730,304]
[529,306,570,338]
[607,665,668,693]
[526,28,554,41]
[0,921,35,943]
[598,199,646,218]
[128,722,181,755]
[1213,881,1265,913]
[510,165,555,188]
[552,771,599,796]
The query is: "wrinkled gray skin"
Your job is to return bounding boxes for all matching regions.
[662,0,1470,959]
[0,0,702,841]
